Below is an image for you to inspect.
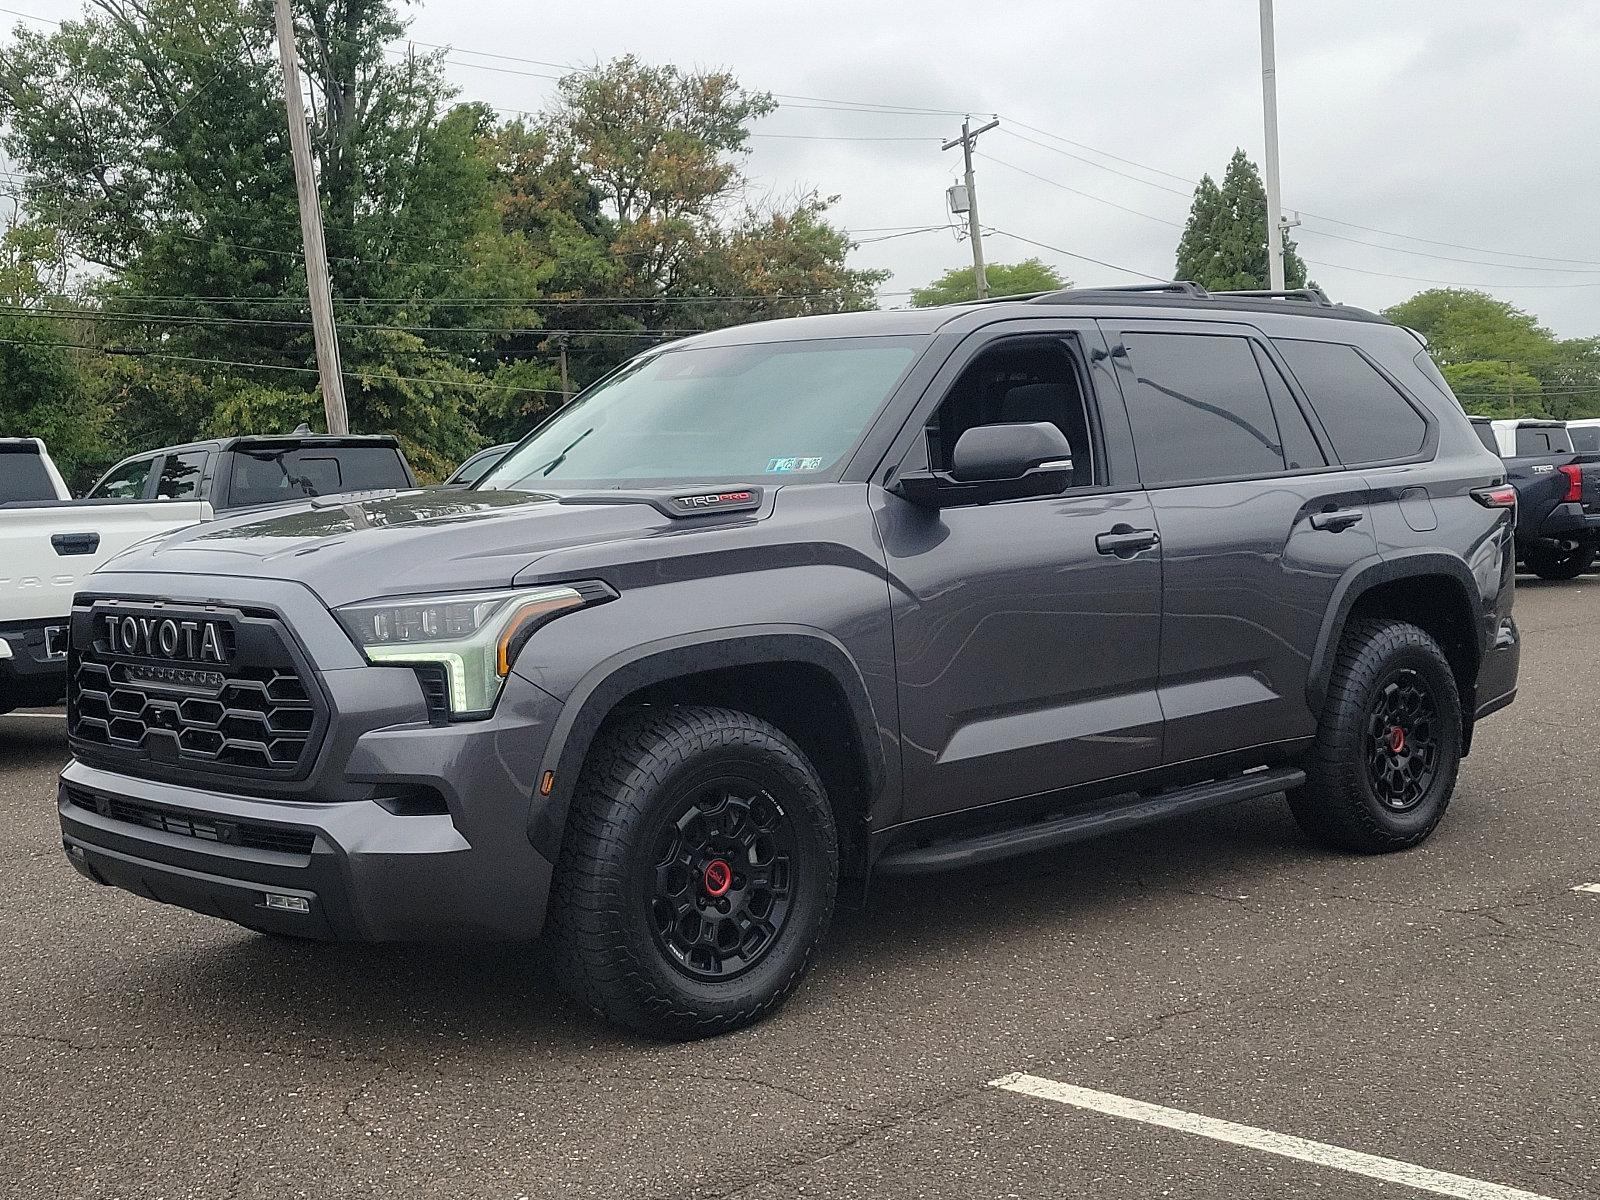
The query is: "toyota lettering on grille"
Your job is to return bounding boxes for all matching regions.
[101,613,232,666]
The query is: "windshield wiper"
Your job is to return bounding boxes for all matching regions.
[533,427,594,478]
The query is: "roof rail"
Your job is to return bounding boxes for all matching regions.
[1211,287,1333,307]
[1030,280,1211,305]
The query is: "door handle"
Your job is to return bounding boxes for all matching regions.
[1310,508,1364,532]
[51,532,101,556]
[1095,525,1160,556]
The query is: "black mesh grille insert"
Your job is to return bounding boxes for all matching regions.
[68,602,326,779]
[65,786,316,856]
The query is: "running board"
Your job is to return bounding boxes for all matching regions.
[874,767,1306,877]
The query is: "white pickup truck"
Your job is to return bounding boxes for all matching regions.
[1,433,415,711]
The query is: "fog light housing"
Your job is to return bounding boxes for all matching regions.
[264,893,310,914]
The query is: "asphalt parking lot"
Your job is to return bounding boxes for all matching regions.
[2,578,1597,1200]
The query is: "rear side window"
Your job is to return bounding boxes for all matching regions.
[155,451,209,500]
[1472,424,1500,454]
[91,457,155,500]
[227,446,409,507]
[1252,344,1327,472]
[1120,332,1290,485]
[1572,427,1600,453]
[1275,340,1427,465]
[0,446,56,502]
[1514,427,1572,455]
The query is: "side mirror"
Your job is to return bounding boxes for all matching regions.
[888,421,1075,508]
[950,421,1073,482]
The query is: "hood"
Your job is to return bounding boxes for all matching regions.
[97,488,708,607]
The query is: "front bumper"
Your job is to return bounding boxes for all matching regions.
[58,606,567,942]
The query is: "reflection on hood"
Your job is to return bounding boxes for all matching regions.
[196,488,557,541]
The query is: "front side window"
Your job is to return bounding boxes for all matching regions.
[155,451,208,500]
[920,336,1096,489]
[1275,339,1428,465]
[1120,332,1289,486]
[91,457,155,500]
[481,336,925,491]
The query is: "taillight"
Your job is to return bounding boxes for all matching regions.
[1559,464,1583,503]
[1471,485,1517,509]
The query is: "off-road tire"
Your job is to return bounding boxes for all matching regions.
[1289,619,1462,853]
[1523,538,1598,581]
[547,705,838,1039]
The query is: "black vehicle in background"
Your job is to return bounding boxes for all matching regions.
[1469,417,1600,579]
[58,283,1520,1038]
[87,432,416,507]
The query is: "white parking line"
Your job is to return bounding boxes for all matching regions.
[989,1074,1559,1200]
[1572,883,1600,895]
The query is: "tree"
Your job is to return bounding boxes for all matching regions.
[910,258,1068,306]
[1174,149,1306,290]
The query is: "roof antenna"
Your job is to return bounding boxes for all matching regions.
[292,422,312,435]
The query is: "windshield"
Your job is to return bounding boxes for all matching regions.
[479,334,925,491]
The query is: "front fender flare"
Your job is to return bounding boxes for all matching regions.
[526,625,886,862]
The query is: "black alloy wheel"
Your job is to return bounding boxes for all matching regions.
[1365,668,1439,813]
[650,781,798,980]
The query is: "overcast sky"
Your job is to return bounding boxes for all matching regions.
[14,0,1600,336]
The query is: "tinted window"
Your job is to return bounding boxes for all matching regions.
[1121,333,1288,486]
[0,446,57,502]
[154,451,208,500]
[1275,340,1427,465]
[1571,427,1600,453]
[1252,344,1327,471]
[1514,427,1572,456]
[1472,423,1500,454]
[91,457,155,500]
[483,336,924,490]
[226,446,409,508]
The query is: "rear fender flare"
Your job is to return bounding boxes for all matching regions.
[1306,551,1482,715]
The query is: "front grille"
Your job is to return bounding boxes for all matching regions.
[68,601,327,779]
[66,786,316,856]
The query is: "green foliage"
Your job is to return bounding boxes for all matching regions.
[0,309,105,488]
[1175,150,1306,291]
[0,7,882,478]
[909,258,1068,306]
[1382,289,1600,419]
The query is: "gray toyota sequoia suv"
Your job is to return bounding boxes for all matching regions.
[58,283,1520,1038]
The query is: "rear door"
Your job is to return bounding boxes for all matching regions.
[1102,320,1379,763]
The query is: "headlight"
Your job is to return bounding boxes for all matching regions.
[335,584,606,718]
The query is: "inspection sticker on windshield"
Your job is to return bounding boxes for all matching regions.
[766,457,824,473]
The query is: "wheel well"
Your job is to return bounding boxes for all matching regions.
[1345,573,1479,726]
[604,661,874,876]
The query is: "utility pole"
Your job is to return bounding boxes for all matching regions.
[274,0,349,434]
[556,334,571,404]
[942,117,999,299]
[1258,0,1286,291]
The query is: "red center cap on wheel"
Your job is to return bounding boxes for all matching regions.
[1388,726,1407,754]
[703,859,733,898]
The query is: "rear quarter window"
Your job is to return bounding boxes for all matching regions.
[1274,339,1428,466]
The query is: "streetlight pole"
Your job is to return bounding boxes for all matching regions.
[274,0,349,434]
[1258,0,1286,291]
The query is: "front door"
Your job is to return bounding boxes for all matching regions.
[872,324,1164,823]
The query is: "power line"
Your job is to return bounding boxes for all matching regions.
[984,228,1168,282]
[977,152,1183,227]
[0,334,577,396]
